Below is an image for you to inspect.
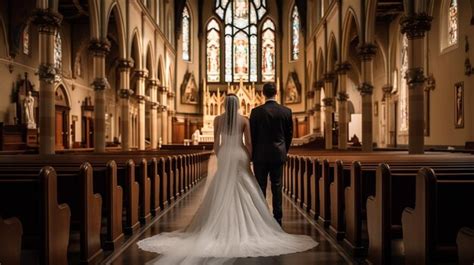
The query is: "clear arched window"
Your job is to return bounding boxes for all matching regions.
[261,19,275,82]
[207,19,221,82]
[400,34,409,132]
[22,25,30,55]
[54,31,62,70]
[291,5,301,61]
[182,6,191,61]
[448,0,458,46]
[215,0,267,82]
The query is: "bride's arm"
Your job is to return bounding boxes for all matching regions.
[243,118,252,157]
[213,117,220,155]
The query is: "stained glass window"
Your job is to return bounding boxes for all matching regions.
[207,19,221,82]
[261,19,275,82]
[54,31,62,70]
[400,34,408,132]
[214,0,267,82]
[22,25,30,55]
[182,6,191,61]
[291,5,300,61]
[448,0,458,46]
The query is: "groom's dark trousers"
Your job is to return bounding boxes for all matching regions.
[254,163,284,221]
[250,100,293,223]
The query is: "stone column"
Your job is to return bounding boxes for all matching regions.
[148,79,159,149]
[135,70,148,150]
[401,14,432,154]
[89,39,111,153]
[33,9,62,155]
[314,80,324,135]
[118,59,134,151]
[159,85,169,144]
[307,89,315,133]
[382,85,393,147]
[358,43,377,152]
[323,73,335,149]
[336,62,351,150]
[167,91,175,144]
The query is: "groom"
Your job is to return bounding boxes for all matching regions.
[250,83,293,226]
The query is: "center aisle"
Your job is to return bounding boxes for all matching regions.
[106,162,353,265]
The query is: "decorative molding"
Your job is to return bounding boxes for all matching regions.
[88,39,111,57]
[37,63,58,84]
[117,59,134,70]
[134,69,149,79]
[357,43,377,61]
[315,80,325,90]
[336,61,351,75]
[32,9,62,34]
[358,82,374,95]
[307,90,315,98]
[158,85,168,93]
[336,91,349,101]
[400,13,432,40]
[314,103,322,111]
[406,67,426,86]
[324,72,336,82]
[91,77,110,91]
[322,97,333,107]
[148,79,160,87]
[425,74,436,91]
[119,89,134,99]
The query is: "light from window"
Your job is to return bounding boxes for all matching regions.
[400,34,408,132]
[215,0,267,82]
[182,6,191,61]
[207,19,221,82]
[261,19,275,82]
[22,25,30,55]
[54,31,62,70]
[448,0,458,46]
[291,5,301,61]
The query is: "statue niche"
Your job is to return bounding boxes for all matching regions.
[285,72,302,104]
[181,72,199,105]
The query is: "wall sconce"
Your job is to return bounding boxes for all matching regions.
[8,63,14,74]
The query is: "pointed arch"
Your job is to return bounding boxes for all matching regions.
[342,8,361,61]
[206,17,221,82]
[316,48,325,82]
[261,18,276,82]
[181,3,191,61]
[0,16,9,57]
[105,2,126,58]
[327,33,338,72]
[146,42,156,79]
[365,0,377,43]
[290,3,301,61]
[130,28,142,69]
[157,56,164,85]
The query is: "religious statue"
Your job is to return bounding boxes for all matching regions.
[192,129,201,145]
[23,91,36,129]
[285,72,301,104]
[455,83,464,128]
[181,72,199,104]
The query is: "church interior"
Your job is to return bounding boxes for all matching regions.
[0,0,473,264]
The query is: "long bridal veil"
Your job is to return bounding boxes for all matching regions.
[137,95,317,265]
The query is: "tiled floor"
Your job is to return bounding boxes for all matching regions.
[105,181,353,265]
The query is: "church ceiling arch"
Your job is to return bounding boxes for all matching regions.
[0,16,9,58]
[146,42,156,79]
[105,2,126,58]
[130,28,142,70]
[327,33,338,72]
[316,48,325,82]
[341,7,360,61]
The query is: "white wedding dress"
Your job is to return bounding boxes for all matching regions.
[137,99,317,263]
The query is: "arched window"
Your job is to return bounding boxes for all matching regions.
[400,34,408,132]
[182,6,191,61]
[448,0,458,46]
[261,19,275,82]
[291,5,301,61]
[215,0,267,82]
[22,24,30,55]
[207,19,221,82]
[54,31,62,70]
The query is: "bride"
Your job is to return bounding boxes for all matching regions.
[137,94,318,262]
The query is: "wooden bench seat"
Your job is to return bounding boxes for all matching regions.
[0,216,23,265]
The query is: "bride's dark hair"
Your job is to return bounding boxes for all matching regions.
[224,93,239,134]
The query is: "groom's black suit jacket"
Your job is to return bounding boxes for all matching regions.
[250,100,293,164]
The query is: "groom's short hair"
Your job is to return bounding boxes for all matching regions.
[263,83,277,98]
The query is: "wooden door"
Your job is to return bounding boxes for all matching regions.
[55,111,64,150]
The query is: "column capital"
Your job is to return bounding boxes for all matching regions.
[117,59,134,70]
[32,9,62,34]
[159,105,168,112]
[336,61,352,75]
[358,82,374,95]
[357,43,377,61]
[307,109,315,115]
[382,84,393,95]
[150,102,160,109]
[167,91,175,98]
[314,104,322,112]
[37,63,58,84]
[324,72,336,82]
[148,79,160,88]
[135,69,149,79]
[406,67,426,86]
[159,86,168,93]
[322,97,333,107]
[136,95,147,103]
[307,90,315,98]
[91,77,110,91]
[168,110,176,116]
[400,13,432,40]
[425,74,436,91]
[315,80,325,90]
[337,91,349,101]
[119,89,134,99]
[88,39,111,57]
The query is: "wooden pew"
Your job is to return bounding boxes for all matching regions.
[297,156,306,207]
[318,159,331,227]
[457,227,474,265]
[402,168,474,265]
[329,160,345,240]
[0,166,71,265]
[302,157,312,212]
[0,217,23,265]
[104,161,124,250]
[309,158,321,220]
[137,158,151,224]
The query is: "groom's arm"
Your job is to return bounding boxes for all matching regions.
[284,109,293,154]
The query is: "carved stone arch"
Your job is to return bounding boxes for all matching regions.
[327,33,338,72]
[0,16,8,57]
[157,56,164,85]
[365,0,378,43]
[130,28,142,70]
[105,2,126,58]
[374,38,389,84]
[342,7,361,61]
[88,0,100,40]
[146,42,155,79]
[316,48,325,83]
